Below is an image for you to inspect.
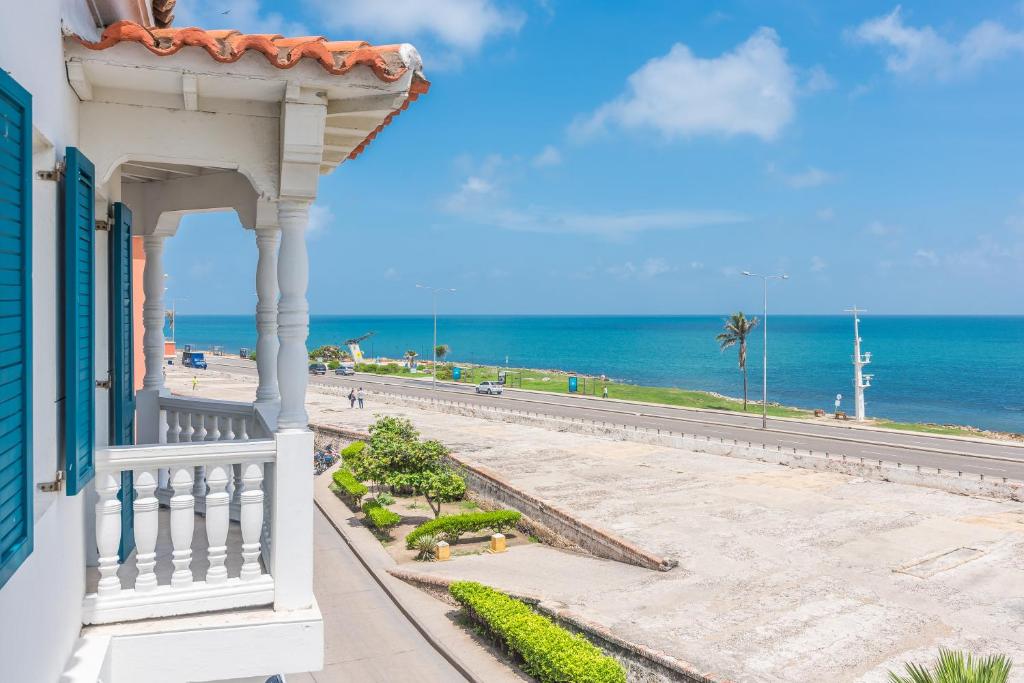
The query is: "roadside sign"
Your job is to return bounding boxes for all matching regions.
[568,375,578,393]
[453,367,461,380]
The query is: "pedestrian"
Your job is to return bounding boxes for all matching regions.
[602,385,608,399]
[348,388,356,409]
[357,387,365,409]
[192,376,199,392]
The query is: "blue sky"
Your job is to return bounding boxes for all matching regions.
[164,1,1024,315]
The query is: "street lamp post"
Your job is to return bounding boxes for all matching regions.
[416,284,455,397]
[742,271,789,429]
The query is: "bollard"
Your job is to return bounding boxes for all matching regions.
[435,541,451,561]
[489,533,507,553]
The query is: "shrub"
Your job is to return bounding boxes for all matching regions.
[449,581,625,683]
[332,469,367,508]
[362,499,401,535]
[414,533,439,561]
[406,510,521,549]
[341,441,366,467]
[375,492,395,506]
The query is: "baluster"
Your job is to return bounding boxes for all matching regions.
[180,411,195,442]
[239,462,264,581]
[205,464,230,584]
[165,409,180,444]
[207,414,221,442]
[230,463,243,512]
[221,415,235,442]
[235,416,249,442]
[193,414,208,442]
[193,466,207,502]
[133,469,159,592]
[169,466,195,588]
[95,471,123,596]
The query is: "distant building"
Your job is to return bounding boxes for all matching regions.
[0,2,428,681]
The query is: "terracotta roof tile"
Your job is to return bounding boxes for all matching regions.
[77,21,425,85]
[75,21,430,165]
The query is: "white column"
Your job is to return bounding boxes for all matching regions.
[142,235,166,390]
[255,225,281,404]
[133,469,159,592]
[276,200,311,430]
[272,430,314,609]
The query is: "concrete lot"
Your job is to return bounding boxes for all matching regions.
[170,367,1024,682]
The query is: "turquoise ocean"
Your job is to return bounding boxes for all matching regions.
[172,315,1024,433]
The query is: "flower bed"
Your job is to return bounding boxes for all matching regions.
[449,581,626,683]
[405,510,521,549]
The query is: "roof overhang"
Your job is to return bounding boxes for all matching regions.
[65,21,430,175]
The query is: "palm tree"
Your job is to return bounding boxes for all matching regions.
[889,648,1011,683]
[716,312,759,410]
[435,344,449,362]
[404,349,418,369]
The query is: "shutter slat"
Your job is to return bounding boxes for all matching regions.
[0,69,32,589]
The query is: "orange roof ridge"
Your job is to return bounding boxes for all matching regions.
[76,21,425,85]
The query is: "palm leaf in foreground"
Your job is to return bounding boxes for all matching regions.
[888,648,1012,683]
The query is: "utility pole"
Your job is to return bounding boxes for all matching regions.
[845,306,872,421]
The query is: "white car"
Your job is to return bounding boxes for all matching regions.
[475,381,504,395]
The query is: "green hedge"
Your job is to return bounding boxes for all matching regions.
[450,581,625,683]
[332,469,368,508]
[340,441,366,468]
[362,499,401,534]
[406,510,521,549]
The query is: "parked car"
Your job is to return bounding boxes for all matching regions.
[181,351,207,369]
[308,362,327,375]
[476,380,503,395]
[335,365,354,376]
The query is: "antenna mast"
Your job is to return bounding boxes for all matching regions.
[844,306,872,421]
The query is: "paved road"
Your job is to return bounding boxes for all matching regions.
[208,357,1024,481]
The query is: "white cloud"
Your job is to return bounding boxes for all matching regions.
[383,267,399,280]
[852,6,1024,80]
[816,208,835,221]
[572,28,797,141]
[810,255,827,272]
[307,0,524,52]
[307,203,334,237]
[803,65,836,93]
[866,220,896,236]
[768,164,834,189]
[913,248,939,266]
[606,258,673,280]
[531,145,562,167]
[690,261,705,269]
[442,153,745,239]
[174,0,307,35]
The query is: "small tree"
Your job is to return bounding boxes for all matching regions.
[435,344,450,362]
[404,349,418,369]
[309,344,344,362]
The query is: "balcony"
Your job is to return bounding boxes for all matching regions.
[83,395,312,625]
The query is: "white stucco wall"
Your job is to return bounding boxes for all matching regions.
[0,4,92,682]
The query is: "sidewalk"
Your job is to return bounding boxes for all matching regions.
[307,467,528,683]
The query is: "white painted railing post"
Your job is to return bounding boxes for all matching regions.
[255,217,281,405]
[271,429,314,609]
[276,200,310,430]
[240,462,265,582]
[170,467,195,588]
[142,235,166,391]
[205,464,230,584]
[133,469,159,592]
[95,471,123,597]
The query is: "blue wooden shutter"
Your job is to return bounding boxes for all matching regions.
[109,202,134,559]
[64,148,95,496]
[0,70,33,588]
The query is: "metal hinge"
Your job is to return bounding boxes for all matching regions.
[96,374,112,389]
[37,160,66,182]
[95,219,111,232]
[38,470,64,493]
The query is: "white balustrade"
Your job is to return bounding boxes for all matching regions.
[159,396,266,446]
[82,439,277,625]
